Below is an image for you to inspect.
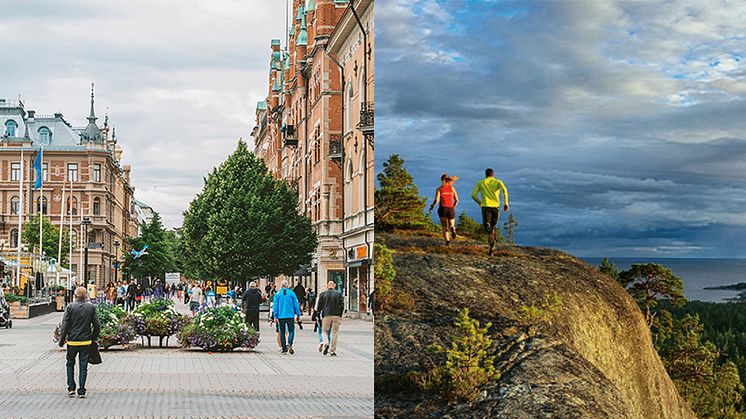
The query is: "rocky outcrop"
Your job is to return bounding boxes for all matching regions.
[375,233,695,418]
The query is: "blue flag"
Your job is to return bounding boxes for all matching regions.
[33,146,43,190]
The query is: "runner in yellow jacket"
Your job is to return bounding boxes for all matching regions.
[471,168,509,255]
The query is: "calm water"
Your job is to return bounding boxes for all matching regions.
[582,257,746,303]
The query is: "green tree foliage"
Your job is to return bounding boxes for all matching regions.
[598,257,619,281]
[124,213,176,282]
[168,228,200,280]
[503,213,518,244]
[516,292,563,336]
[21,216,70,263]
[373,243,412,313]
[618,263,687,328]
[375,154,429,232]
[657,314,745,417]
[182,139,317,280]
[414,308,499,403]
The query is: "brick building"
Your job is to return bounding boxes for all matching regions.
[252,0,373,316]
[0,88,139,290]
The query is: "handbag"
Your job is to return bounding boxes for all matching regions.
[88,342,102,365]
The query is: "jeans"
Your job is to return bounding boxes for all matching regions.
[66,345,90,395]
[278,318,295,352]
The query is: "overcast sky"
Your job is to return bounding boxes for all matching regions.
[0,0,287,229]
[377,0,746,258]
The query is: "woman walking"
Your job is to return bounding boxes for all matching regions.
[429,173,459,246]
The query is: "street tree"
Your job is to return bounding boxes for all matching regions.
[21,216,70,264]
[124,212,176,283]
[375,154,429,232]
[182,139,317,280]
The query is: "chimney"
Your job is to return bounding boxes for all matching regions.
[54,113,63,119]
[123,165,131,182]
[27,110,35,120]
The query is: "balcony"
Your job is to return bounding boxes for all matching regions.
[282,124,298,147]
[357,102,374,136]
[329,135,342,162]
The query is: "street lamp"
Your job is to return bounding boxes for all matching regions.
[81,218,91,286]
[113,240,120,283]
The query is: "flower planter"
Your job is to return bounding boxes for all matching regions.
[9,301,28,319]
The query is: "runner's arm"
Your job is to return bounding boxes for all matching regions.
[453,187,459,206]
[500,180,509,211]
[429,188,441,211]
[471,183,481,205]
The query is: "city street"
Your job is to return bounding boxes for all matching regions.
[0,301,373,418]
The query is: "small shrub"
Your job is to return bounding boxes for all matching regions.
[412,308,500,403]
[178,306,259,351]
[374,243,413,313]
[516,292,563,336]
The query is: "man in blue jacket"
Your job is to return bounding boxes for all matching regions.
[272,279,301,354]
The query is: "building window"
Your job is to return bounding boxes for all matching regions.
[345,161,353,214]
[359,151,366,211]
[93,163,101,182]
[93,197,101,216]
[11,162,20,182]
[10,229,18,248]
[37,163,47,183]
[346,85,353,133]
[314,141,321,164]
[67,163,78,182]
[4,120,17,137]
[38,127,51,144]
[37,196,48,215]
[67,197,78,215]
[10,196,19,215]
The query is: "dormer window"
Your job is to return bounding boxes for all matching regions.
[38,127,51,144]
[4,120,17,137]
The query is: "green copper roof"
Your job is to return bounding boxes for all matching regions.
[283,54,290,70]
[306,0,316,12]
[298,14,308,46]
[272,78,279,92]
[271,39,281,46]
[256,101,267,110]
[289,24,295,36]
[295,4,305,21]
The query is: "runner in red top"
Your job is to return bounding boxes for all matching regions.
[429,173,460,246]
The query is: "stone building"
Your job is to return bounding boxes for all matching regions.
[0,87,139,289]
[328,0,374,317]
[252,0,373,316]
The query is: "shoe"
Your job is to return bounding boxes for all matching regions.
[445,241,450,246]
[288,345,294,355]
[318,342,324,352]
[68,391,75,398]
[488,243,495,256]
[330,352,337,357]
[451,227,457,238]
[323,344,329,355]
[77,394,86,399]
[281,350,288,355]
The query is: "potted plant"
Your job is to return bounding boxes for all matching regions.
[132,298,188,347]
[53,302,137,349]
[178,306,259,352]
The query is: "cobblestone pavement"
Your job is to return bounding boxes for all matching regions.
[0,300,373,418]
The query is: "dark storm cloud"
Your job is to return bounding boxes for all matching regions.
[377,0,746,257]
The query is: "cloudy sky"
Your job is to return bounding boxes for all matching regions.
[0,0,287,228]
[377,0,746,258]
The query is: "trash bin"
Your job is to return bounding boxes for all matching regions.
[87,283,96,300]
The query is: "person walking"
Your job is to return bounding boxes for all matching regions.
[125,280,137,313]
[312,306,331,353]
[115,281,126,307]
[429,173,460,246]
[241,281,264,332]
[105,282,116,304]
[189,284,202,315]
[316,281,344,356]
[272,280,301,355]
[206,286,216,307]
[293,282,307,313]
[307,289,317,316]
[58,287,100,398]
[471,168,509,256]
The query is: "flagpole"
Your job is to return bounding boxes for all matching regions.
[68,179,73,290]
[38,145,43,292]
[57,181,66,287]
[79,178,83,288]
[16,148,24,288]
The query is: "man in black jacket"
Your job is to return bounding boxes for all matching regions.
[315,281,344,356]
[58,287,100,398]
[241,281,264,332]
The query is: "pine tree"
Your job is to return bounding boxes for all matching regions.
[599,257,619,281]
[503,213,518,244]
[375,154,429,232]
[181,139,317,280]
[619,263,687,328]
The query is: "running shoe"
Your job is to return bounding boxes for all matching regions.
[68,391,75,398]
[323,343,329,355]
[289,345,294,355]
[318,342,324,352]
[451,227,457,238]
[77,394,86,399]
